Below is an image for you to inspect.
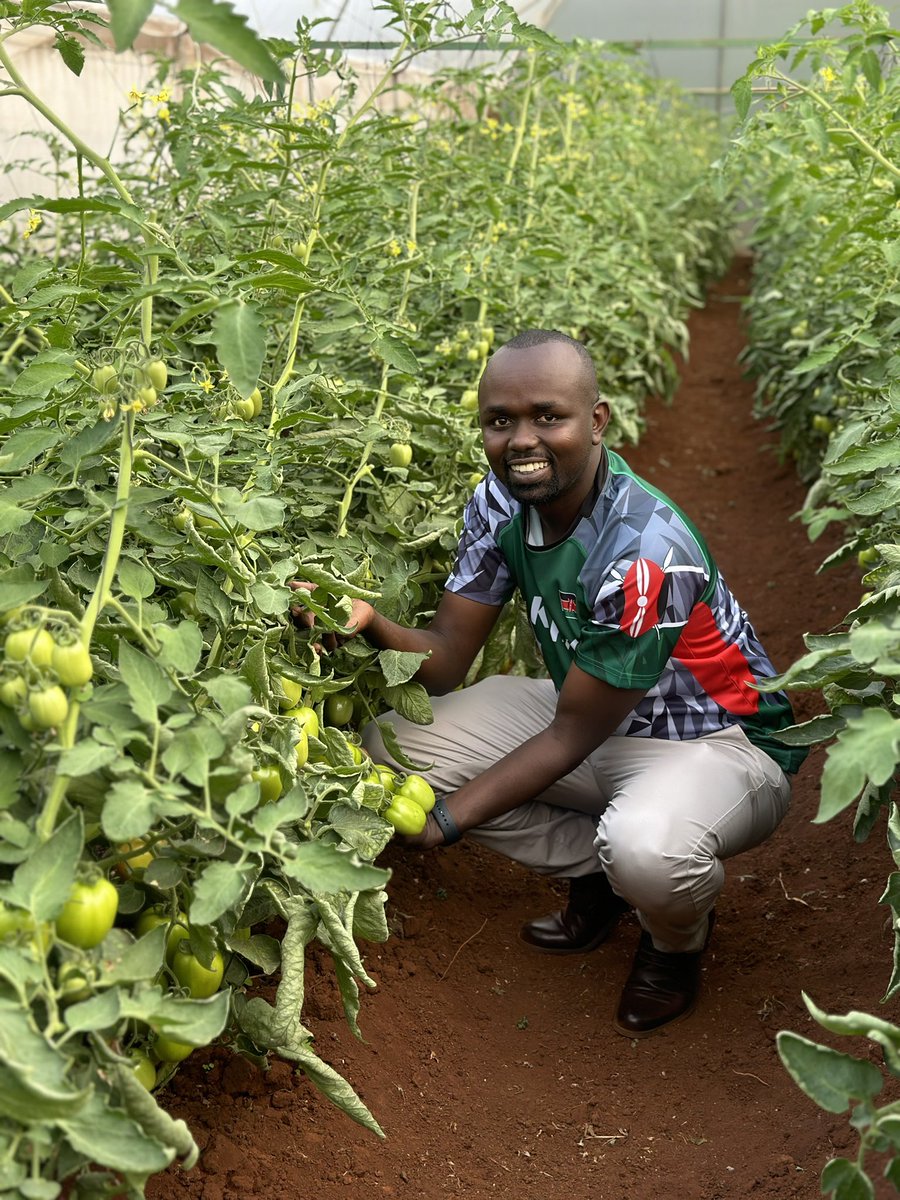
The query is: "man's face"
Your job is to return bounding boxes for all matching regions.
[478,342,608,508]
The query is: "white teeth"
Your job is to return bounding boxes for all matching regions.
[510,461,548,474]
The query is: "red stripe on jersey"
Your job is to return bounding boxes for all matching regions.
[619,559,665,638]
[673,602,760,715]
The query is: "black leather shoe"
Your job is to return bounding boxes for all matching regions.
[521,873,631,954]
[613,913,715,1037]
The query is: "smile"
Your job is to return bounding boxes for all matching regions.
[508,460,549,475]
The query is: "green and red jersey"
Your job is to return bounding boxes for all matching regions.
[446,449,805,775]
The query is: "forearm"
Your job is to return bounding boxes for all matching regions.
[361,609,468,695]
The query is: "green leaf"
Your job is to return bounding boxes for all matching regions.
[373,334,419,374]
[327,802,393,861]
[731,76,752,122]
[54,32,84,75]
[118,558,156,599]
[280,842,390,894]
[118,640,173,722]
[240,639,271,704]
[777,1031,882,1113]
[382,681,433,725]
[105,924,168,984]
[7,812,82,921]
[378,648,429,687]
[107,0,155,50]
[774,713,845,746]
[211,298,266,398]
[352,888,389,944]
[0,428,62,473]
[63,988,122,1034]
[155,621,203,675]
[101,780,157,841]
[11,353,77,398]
[189,860,256,925]
[789,344,841,374]
[58,1091,173,1175]
[820,1158,875,1200]
[174,0,284,83]
[196,572,233,629]
[57,740,118,777]
[203,675,253,714]
[221,494,286,532]
[817,709,900,823]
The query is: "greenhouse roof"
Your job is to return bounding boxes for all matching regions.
[228,0,900,111]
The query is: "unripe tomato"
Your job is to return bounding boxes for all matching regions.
[153,1035,194,1063]
[398,773,436,814]
[129,1050,158,1090]
[278,677,304,710]
[482,326,495,346]
[367,764,398,793]
[5,627,54,667]
[384,795,427,836]
[51,641,93,687]
[92,365,118,395]
[117,837,154,873]
[467,472,483,489]
[294,728,310,769]
[171,591,200,618]
[173,508,191,531]
[461,389,479,411]
[252,765,283,803]
[348,742,366,765]
[249,387,263,416]
[28,685,69,729]
[291,240,307,258]
[466,347,480,362]
[858,547,878,567]
[0,901,33,939]
[285,705,319,739]
[812,414,834,434]
[171,944,224,999]
[232,396,256,420]
[325,693,354,727]
[389,442,413,468]
[146,359,168,391]
[0,675,26,708]
[57,961,93,1003]
[135,906,190,962]
[55,878,119,949]
[136,385,158,409]
[476,339,490,358]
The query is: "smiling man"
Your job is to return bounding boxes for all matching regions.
[293,329,805,1036]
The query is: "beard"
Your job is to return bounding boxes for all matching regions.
[502,460,563,505]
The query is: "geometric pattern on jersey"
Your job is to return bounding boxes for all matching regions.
[446,449,804,773]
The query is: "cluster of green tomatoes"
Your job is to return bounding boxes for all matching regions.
[92,354,168,419]
[0,612,93,731]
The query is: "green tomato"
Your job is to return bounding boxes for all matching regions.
[91,364,119,395]
[171,944,224,999]
[55,878,119,949]
[367,764,398,793]
[461,389,479,411]
[285,704,319,739]
[467,471,483,489]
[5,627,55,667]
[129,1050,158,1090]
[153,1035,194,1063]
[294,728,310,769]
[136,906,189,963]
[249,387,263,416]
[278,677,304,710]
[325,693,354,727]
[398,773,436,814]
[252,764,283,803]
[476,339,490,358]
[384,795,427,836]
[28,685,69,730]
[51,641,93,687]
[171,590,200,619]
[136,386,158,409]
[811,414,834,434]
[232,397,256,419]
[0,675,27,708]
[389,442,413,468]
[858,547,879,567]
[0,901,33,940]
[57,961,93,1003]
[145,359,168,391]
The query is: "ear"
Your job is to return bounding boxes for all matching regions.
[591,400,610,444]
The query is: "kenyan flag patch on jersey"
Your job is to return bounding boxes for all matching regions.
[559,591,578,618]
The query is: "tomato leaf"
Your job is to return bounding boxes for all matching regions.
[118,641,173,722]
[154,621,203,675]
[377,648,429,688]
[190,861,257,925]
[173,0,284,84]
[776,1031,882,1113]
[279,842,389,894]
[106,0,155,51]
[58,1091,173,1175]
[210,297,266,399]
[382,681,433,726]
[7,812,82,921]
[373,333,419,374]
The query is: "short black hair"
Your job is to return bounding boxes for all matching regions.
[494,328,598,405]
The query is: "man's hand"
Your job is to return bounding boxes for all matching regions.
[398,812,446,851]
[289,581,374,652]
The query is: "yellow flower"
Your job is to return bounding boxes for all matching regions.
[128,87,145,103]
[819,66,837,88]
[387,239,402,257]
[23,209,42,239]
[157,105,170,123]
[405,239,417,256]
[198,376,215,394]
[150,87,170,103]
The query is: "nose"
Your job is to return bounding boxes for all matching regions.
[507,421,539,452]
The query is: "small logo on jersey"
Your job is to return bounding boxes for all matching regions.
[559,591,578,618]
[620,559,666,637]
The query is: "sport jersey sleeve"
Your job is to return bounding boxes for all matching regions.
[444,477,516,605]
[575,544,711,689]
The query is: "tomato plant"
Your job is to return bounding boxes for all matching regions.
[398,774,436,814]
[383,795,427,836]
[325,693,355,727]
[51,640,93,687]
[171,944,225,999]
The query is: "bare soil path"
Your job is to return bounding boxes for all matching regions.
[149,260,892,1200]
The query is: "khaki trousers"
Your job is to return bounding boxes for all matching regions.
[363,675,791,953]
